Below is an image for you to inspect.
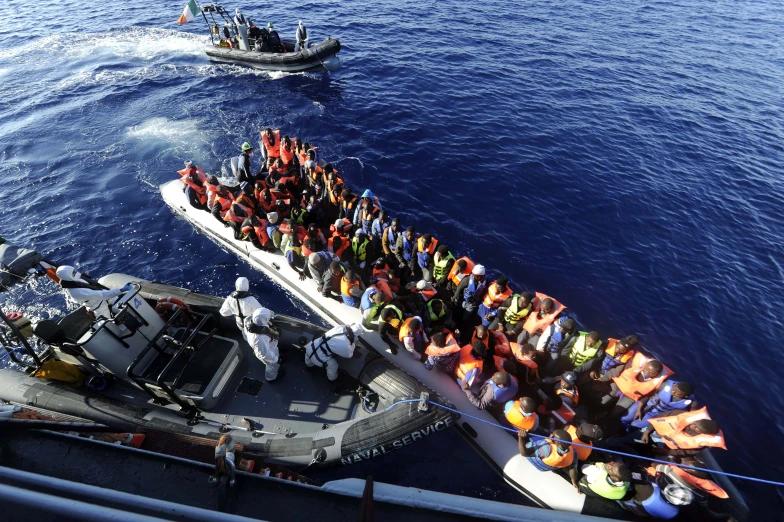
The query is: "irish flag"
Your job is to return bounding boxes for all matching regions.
[178,0,199,25]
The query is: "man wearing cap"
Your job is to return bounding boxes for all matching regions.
[220,277,262,342]
[306,251,338,283]
[452,264,487,324]
[265,212,283,250]
[305,323,364,383]
[235,142,255,184]
[463,370,518,414]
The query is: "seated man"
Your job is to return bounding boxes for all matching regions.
[423,331,460,373]
[319,260,345,301]
[398,316,428,361]
[564,423,603,462]
[623,381,697,429]
[280,233,306,280]
[539,370,579,410]
[578,461,632,500]
[535,317,577,377]
[424,298,452,335]
[504,396,539,432]
[463,371,517,413]
[452,264,487,323]
[240,214,273,251]
[478,277,513,327]
[593,335,639,376]
[339,270,365,308]
[376,305,404,353]
[517,429,578,489]
[455,340,486,388]
[490,291,534,338]
[561,330,603,376]
[597,353,674,418]
[306,251,338,282]
[640,407,725,458]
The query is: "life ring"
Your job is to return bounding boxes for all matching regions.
[155,296,193,324]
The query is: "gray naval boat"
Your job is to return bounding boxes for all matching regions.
[197,4,341,73]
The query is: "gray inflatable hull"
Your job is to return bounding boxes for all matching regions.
[205,37,341,73]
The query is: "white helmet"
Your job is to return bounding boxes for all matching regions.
[472,264,486,276]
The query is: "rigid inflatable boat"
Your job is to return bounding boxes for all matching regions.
[161,178,750,520]
[198,4,341,73]
[0,242,454,470]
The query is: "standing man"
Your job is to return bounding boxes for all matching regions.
[244,308,283,383]
[219,277,261,341]
[233,142,255,184]
[295,21,308,51]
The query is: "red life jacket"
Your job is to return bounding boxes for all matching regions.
[280,142,295,165]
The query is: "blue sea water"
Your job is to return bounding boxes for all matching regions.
[1,0,783,517]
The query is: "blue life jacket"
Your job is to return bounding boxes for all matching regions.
[371,218,388,240]
[462,277,487,307]
[642,484,679,519]
[416,245,429,268]
[490,378,518,404]
[360,287,378,312]
[601,350,629,373]
[541,323,565,353]
[643,382,694,419]
[402,236,415,261]
[387,227,398,252]
[266,223,279,239]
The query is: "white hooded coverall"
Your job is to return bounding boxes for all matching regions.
[56,265,123,319]
[304,323,363,381]
[245,308,280,381]
[220,277,261,341]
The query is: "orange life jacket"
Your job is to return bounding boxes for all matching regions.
[471,330,490,352]
[180,174,207,204]
[258,191,277,213]
[565,425,592,461]
[223,204,248,224]
[261,130,281,158]
[648,407,727,451]
[482,282,513,308]
[330,218,353,236]
[555,380,579,406]
[177,165,206,183]
[205,182,220,208]
[455,344,484,380]
[510,342,538,368]
[398,317,422,342]
[242,220,271,246]
[604,338,635,364]
[539,401,576,426]
[340,277,360,298]
[307,164,323,184]
[506,401,539,430]
[278,221,306,240]
[280,142,295,165]
[613,352,674,400]
[649,465,729,499]
[341,195,358,216]
[327,178,344,205]
[540,440,575,469]
[492,330,512,358]
[328,236,350,259]
[234,192,256,212]
[425,332,459,357]
[417,236,438,256]
[213,192,233,213]
[298,145,317,166]
[522,292,566,335]
[447,256,475,286]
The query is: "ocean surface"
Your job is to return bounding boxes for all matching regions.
[1,0,782,517]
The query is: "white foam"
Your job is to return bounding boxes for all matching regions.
[126,116,210,145]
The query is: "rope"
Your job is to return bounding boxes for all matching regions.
[385,399,784,487]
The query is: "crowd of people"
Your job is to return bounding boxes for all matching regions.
[177,129,735,520]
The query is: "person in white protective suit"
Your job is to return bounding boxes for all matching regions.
[234,8,246,26]
[219,277,261,341]
[56,265,132,319]
[244,308,283,382]
[295,20,308,52]
[304,323,363,382]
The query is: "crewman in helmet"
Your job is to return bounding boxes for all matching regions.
[219,277,261,341]
[55,266,132,319]
[244,307,283,382]
[295,20,308,52]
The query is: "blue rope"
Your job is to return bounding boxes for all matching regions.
[386,399,784,487]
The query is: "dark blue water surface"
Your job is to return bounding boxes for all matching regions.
[1,0,783,517]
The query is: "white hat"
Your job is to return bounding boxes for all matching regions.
[267,212,279,224]
[472,264,486,276]
[308,252,321,265]
[235,277,249,292]
[416,280,432,291]
[334,219,344,230]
